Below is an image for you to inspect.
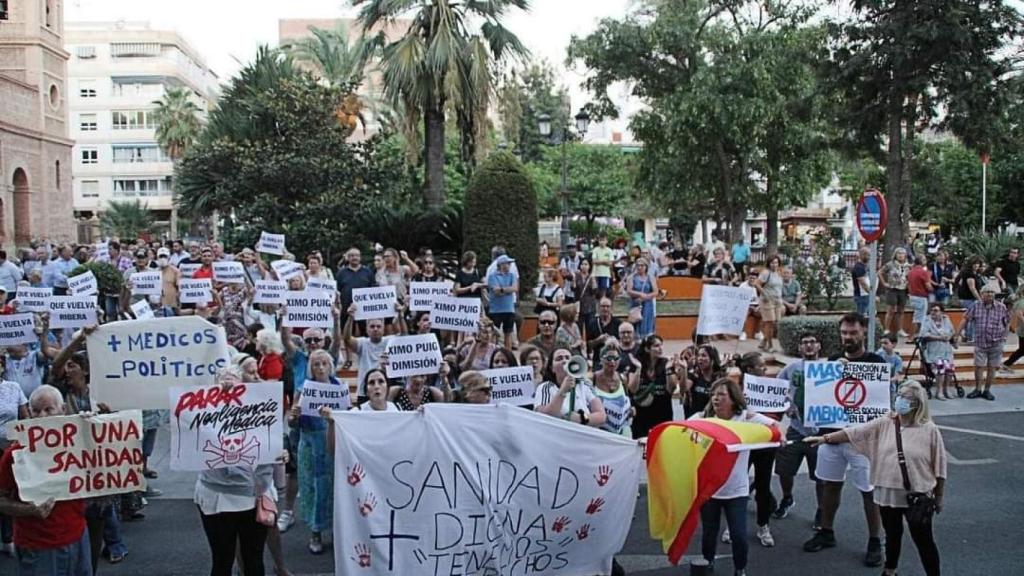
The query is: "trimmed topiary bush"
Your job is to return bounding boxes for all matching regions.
[463,151,539,296]
[779,314,885,358]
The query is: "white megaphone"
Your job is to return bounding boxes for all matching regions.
[566,355,590,380]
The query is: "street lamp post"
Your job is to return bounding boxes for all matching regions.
[538,110,591,255]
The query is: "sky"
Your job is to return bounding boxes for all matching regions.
[65,0,634,109]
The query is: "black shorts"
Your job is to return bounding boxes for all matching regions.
[489,312,516,334]
[774,427,818,481]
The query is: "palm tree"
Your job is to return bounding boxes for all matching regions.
[152,87,202,237]
[355,0,530,208]
[283,23,370,88]
[100,200,154,240]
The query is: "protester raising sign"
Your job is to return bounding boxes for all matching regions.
[429,295,481,333]
[743,374,790,412]
[168,381,284,471]
[283,289,333,329]
[68,271,98,296]
[130,270,162,297]
[87,316,231,410]
[695,285,752,336]
[94,242,110,261]
[8,411,146,503]
[16,286,52,313]
[131,299,154,320]
[178,262,201,278]
[213,261,246,285]
[297,380,352,417]
[803,361,891,428]
[307,277,337,297]
[178,278,213,305]
[257,231,286,255]
[331,404,643,576]
[480,366,535,407]
[271,259,304,282]
[253,279,286,305]
[385,334,442,378]
[48,296,97,329]
[0,313,37,346]
[409,281,454,312]
[352,286,397,321]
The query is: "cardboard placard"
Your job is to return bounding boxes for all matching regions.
[178,262,201,278]
[480,366,535,407]
[271,260,304,282]
[253,279,287,305]
[178,278,213,305]
[804,361,891,428]
[429,296,481,333]
[131,299,154,320]
[298,379,352,417]
[68,271,98,297]
[15,286,52,313]
[695,285,752,336]
[213,261,246,285]
[352,286,397,321]
[409,281,454,312]
[0,313,37,346]
[282,289,334,329]
[385,334,443,378]
[257,231,286,255]
[130,270,162,297]
[48,296,97,329]
[743,374,790,412]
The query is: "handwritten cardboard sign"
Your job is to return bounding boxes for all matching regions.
[696,285,752,336]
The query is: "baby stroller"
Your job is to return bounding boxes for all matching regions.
[904,337,964,399]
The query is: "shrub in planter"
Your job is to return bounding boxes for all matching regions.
[779,315,885,358]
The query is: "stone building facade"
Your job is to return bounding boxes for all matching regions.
[0,0,75,249]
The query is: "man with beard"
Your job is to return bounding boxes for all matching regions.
[803,313,884,568]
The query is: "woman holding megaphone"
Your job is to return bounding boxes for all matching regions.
[533,347,606,427]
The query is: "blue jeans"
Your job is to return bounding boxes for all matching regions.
[855,295,870,316]
[701,496,748,571]
[15,529,91,576]
[102,503,127,558]
[960,299,976,340]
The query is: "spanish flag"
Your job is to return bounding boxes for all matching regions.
[646,418,782,564]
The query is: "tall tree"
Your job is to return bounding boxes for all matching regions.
[151,86,202,236]
[828,0,1023,257]
[496,60,570,163]
[100,200,155,240]
[282,23,369,87]
[354,0,530,208]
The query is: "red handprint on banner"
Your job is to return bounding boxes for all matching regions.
[358,493,377,517]
[594,465,613,487]
[586,497,605,515]
[351,543,371,568]
[347,463,365,486]
[576,524,591,540]
[551,516,571,533]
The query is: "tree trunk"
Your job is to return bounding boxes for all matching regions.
[423,102,446,209]
[766,191,779,258]
[900,94,918,244]
[729,205,745,244]
[883,90,905,260]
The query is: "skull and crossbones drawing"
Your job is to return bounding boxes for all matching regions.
[203,429,261,468]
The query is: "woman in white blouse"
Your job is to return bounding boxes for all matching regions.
[533,347,606,427]
[356,369,399,412]
[691,377,777,576]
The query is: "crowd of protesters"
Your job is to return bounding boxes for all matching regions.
[0,230,1015,576]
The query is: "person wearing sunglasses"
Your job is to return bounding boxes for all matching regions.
[456,371,493,404]
[412,256,442,282]
[527,310,559,358]
[593,342,634,437]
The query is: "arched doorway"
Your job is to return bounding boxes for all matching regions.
[12,168,30,245]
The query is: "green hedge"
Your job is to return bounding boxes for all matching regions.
[70,261,123,296]
[462,151,539,296]
[778,315,885,358]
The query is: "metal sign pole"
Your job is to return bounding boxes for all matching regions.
[867,240,878,351]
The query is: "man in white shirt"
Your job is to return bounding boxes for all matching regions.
[0,251,23,302]
[344,305,405,403]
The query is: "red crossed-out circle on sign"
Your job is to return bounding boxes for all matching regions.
[834,377,866,409]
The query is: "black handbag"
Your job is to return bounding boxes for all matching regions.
[894,418,938,524]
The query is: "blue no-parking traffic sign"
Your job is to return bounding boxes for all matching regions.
[856,189,888,243]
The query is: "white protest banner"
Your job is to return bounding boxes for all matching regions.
[168,381,284,471]
[352,286,397,321]
[16,286,52,313]
[87,316,231,410]
[213,261,246,285]
[271,259,304,282]
[253,279,287,305]
[331,404,643,576]
[385,334,442,378]
[178,262,201,278]
[8,411,145,503]
[409,281,454,312]
[307,277,337,297]
[130,270,162,297]
[68,271,98,296]
[481,366,535,407]
[283,289,333,329]
[298,380,352,417]
[131,299,154,320]
[695,285,752,336]
[0,313,37,346]
[257,231,286,255]
[48,296,97,329]
[804,361,891,429]
[94,242,110,261]
[178,278,212,304]
[429,295,481,333]
[743,374,790,412]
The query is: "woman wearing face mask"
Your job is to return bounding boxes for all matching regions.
[357,369,399,411]
[533,347,607,427]
[593,342,634,437]
[287,349,350,555]
[806,381,946,576]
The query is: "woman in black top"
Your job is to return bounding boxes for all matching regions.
[683,344,722,418]
[453,251,486,298]
[629,335,681,439]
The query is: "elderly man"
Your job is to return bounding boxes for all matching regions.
[956,282,1009,401]
[0,385,91,574]
[586,297,621,369]
[781,266,807,317]
[487,254,519,350]
[44,245,78,295]
[344,304,405,405]
[528,309,558,358]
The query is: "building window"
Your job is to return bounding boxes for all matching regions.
[112,144,169,164]
[79,81,97,98]
[80,148,99,164]
[79,114,97,131]
[110,42,160,58]
[48,84,60,109]
[111,110,157,130]
[0,0,9,21]
[55,161,60,190]
[75,46,96,59]
[80,180,100,198]
[111,82,165,98]
[113,178,171,198]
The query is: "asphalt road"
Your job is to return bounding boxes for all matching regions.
[2,410,1021,576]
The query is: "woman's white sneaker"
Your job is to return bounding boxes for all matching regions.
[757,524,775,547]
